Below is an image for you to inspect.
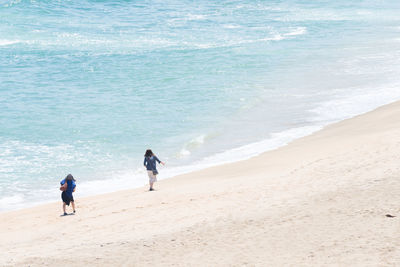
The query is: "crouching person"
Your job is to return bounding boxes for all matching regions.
[60,174,76,216]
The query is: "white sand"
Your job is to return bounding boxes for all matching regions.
[1,101,400,266]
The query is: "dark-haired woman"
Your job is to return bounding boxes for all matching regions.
[60,174,76,215]
[144,149,165,191]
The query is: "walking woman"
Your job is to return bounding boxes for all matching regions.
[144,149,165,191]
[60,174,76,216]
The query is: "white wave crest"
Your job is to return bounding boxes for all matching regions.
[0,194,25,210]
[309,84,400,124]
[178,135,207,158]
[284,27,307,36]
[0,39,21,46]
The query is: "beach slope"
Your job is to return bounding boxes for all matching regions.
[1,101,400,266]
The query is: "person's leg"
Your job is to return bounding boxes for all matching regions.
[153,175,157,190]
[61,192,68,215]
[148,171,156,191]
[71,201,75,213]
[150,174,157,190]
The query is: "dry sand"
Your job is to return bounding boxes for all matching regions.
[1,101,400,266]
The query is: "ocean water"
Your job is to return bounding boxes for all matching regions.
[1,0,400,211]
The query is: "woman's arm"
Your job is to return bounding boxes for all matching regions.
[59,180,67,191]
[155,156,165,165]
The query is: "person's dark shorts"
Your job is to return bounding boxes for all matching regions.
[61,191,74,206]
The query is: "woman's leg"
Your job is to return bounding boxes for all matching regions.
[71,201,76,212]
[148,171,156,190]
[63,202,67,214]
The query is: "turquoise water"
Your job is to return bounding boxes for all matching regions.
[1,0,400,211]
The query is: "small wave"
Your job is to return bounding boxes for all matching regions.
[168,14,208,25]
[186,14,207,21]
[0,35,176,51]
[284,27,307,36]
[267,35,285,41]
[222,24,242,29]
[3,0,22,8]
[234,4,282,12]
[0,27,301,52]
[0,194,25,210]
[196,126,322,166]
[309,84,400,124]
[178,134,207,158]
[0,39,21,46]
[190,35,288,50]
[76,169,146,197]
[179,148,191,157]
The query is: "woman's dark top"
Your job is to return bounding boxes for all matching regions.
[144,156,161,171]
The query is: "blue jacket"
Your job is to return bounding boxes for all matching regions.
[60,179,76,197]
[144,156,161,171]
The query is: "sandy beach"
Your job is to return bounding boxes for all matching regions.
[1,100,400,266]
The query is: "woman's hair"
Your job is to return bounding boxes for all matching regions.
[65,174,76,181]
[144,149,153,157]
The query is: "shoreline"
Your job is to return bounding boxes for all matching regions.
[2,100,400,265]
[2,98,399,214]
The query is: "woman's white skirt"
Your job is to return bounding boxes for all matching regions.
[147,170,157,183]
